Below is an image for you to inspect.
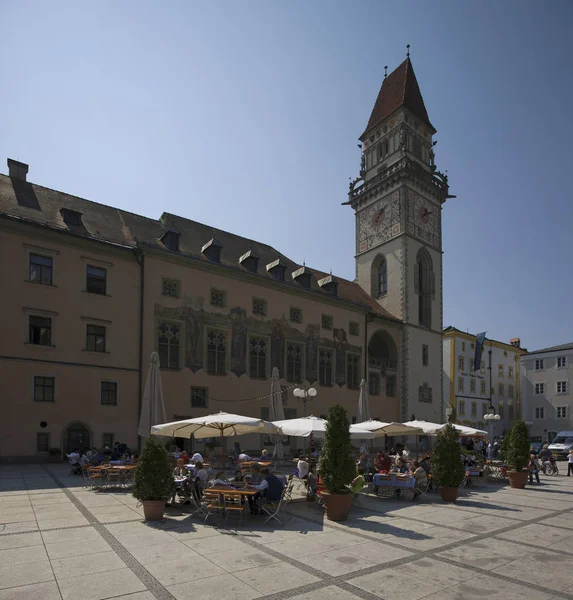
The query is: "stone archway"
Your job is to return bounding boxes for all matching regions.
[62,422,91,454]
[367,330,398,398]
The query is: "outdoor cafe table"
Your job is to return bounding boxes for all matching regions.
[238,461,273,468]
[372,473,415,498]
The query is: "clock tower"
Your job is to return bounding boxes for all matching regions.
[346,56,454,422]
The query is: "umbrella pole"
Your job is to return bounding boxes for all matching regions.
[220,429,224,468]
[416,435,419,460]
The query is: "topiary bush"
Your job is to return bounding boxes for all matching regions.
[504,420,530,472]
[319,404,355,493]
[132,437,174,502]
[432,423,465,488]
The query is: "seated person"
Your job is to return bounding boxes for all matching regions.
[412,460,428,500]
[528,454,541,484]
[309,446,319,461]
[420,456,432,475]
[250,463,263,485]
[306,464,318,500]
[350,466,366,494]
[297,457,310,480]
[233,469,246,486]
[179,450,190,463]
[194,461,209,490]
[257,449,269,461]
[80,452,90,467]
[238,450,251,461]
[249,468,284,514]
[211,471,230,486]
[393,457,409,474]
[173,458,189,479]
[190,452,204,463]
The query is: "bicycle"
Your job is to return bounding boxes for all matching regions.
[541,458,559,476]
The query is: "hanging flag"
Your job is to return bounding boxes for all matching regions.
[474,332,486,372]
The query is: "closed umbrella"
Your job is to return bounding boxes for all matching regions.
[269,367,285,460]
[357,378,370,422]
[150,412,279,463]
[273,416,375,440]
[138,352,167,439]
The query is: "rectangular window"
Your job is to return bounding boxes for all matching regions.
[470,378,476,393]
[498,383,504,397]
[349,321,360,336]
[319,348,333,386]
[458,356,464,371]
[557,406,567,418]
[482,403,487,417]
[347,354,360,389]
[100,381,118,405]
[29,316,52,346]
[321,314,333,330]
[508,384,514,398]
[557,381,568,394]
[102,433,114,448]
[33,376,55,402]
[284,408,297,420]
[422,344,429,366]
[157,322,181,369]
[86,265,107,295]
[557,356,567,368]
[480,361,485,374]
[30,254,53,285]
[535,382,545,395]
[471,402,477,417]
[386,375,396,397]
[252,298,267,317]
[190,387,208,408]
[162,277,180,298]
[480,379,486,395]
[369,373,380,396]
[458,401,465,416]
[286,342,303,383]
[207,329,227,375]
[498,365,504,378]
[37,433,50,453]
[469,357,475,371]
[457,377,464,392]
[210,288,227,307]
[86,325,106,352]
[535,407,544,419]
[289,306,303,323]
[249,337,267,380]
[508,405,514,419]
[508,366,513,379]
[462,342,466,352]
[498,403,504,418]
[535,359,544,370]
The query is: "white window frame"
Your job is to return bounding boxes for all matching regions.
[458,400,465,416]
[458,356,464,371]
[557,406,567,419]
[535,382,545,395]
[535,359,545,371]
[557,356,567,369]
[248,334,269,381]
[457,377,464,393]
[556,381,568,395]
[535,407,545,419]
[470,378,476,393]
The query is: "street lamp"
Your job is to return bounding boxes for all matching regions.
[484,413,501,442]
[446,406,453,423]
[293,387,317,454]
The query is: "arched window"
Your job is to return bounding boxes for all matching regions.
[371,255,387,297]
[382,139,389,157]
[415,248,434,328]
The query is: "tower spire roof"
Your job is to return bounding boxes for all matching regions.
[361,58,435,139]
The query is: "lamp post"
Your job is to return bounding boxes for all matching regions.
[484,413,501,443]
[293,387,317,455]
[446,406,453,424]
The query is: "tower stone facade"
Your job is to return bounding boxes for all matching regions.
[346,58,454,422]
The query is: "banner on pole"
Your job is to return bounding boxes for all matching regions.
[474,332,486,372]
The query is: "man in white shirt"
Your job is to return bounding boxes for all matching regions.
[191,452,203,463]
[297,458,309,479]
[238,451,251,461]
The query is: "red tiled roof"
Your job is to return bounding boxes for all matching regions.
[361,58,434,138]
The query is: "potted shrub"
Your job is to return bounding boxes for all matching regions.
[504,420,530,489]
[48,448,61,463]
[318,404,356,521]
[132,437,174,521]
[432,423,465,502]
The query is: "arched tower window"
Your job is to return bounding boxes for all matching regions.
[371,255,387,297]
[415,248,434,328]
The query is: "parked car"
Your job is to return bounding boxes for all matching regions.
[547,431,573,460]
[529,441,543,454]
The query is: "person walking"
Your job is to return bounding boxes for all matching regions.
[568,449,573,476]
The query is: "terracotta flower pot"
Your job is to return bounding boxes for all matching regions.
[142,500,166,521]
[439,486,459,503]
[507,470,527,489]
[321,491,353,522]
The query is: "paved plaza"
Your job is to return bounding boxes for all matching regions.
[1,465,573,599]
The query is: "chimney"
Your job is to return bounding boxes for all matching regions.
[7,158,29,182]
[510,338,521,348]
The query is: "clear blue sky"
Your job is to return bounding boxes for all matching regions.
[3,1,572,351]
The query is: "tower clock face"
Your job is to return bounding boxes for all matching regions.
[357,191,401,254]
[406,190,440,249]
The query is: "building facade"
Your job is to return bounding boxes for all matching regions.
[521,343,573,443]
[443,327,524,437]
[0,56,453,461]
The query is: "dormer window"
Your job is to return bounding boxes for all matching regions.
[292,266,312,290]
[61,208,82,227]
[161,230,180,252]
[266,258,287,282]
[202,236,222,263]
[318,275,338,296]
[239,249,259,274]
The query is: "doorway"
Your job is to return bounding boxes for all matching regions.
[64,423,90,453]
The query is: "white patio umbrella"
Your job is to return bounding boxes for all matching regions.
[357,378,370,423]
[353,420,424,436]
[273,416,376,440]
[269,367,285,460]
[401,420,448,436]
[150,412,279,462]
[138,352,167,439]
[454,424,488,437]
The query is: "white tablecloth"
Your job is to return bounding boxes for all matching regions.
[373,474,415,489]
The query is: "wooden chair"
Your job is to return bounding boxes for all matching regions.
[87,467,103,490]
[261,489,288,526]
[203,490,224,527]
[222,491,244,527]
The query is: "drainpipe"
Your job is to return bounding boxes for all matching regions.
[133,246,145,451]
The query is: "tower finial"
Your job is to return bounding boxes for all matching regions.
[406,44,410,58]
[384,65,388,79]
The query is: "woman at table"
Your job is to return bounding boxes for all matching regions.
[350,467,366,494]
[412,460,428,501]
[306,464,318,500]
[393,457,409,474]
[167,459,189,506]
[250,463,263,485]
[194,461,209,491]
[233,469,246,487]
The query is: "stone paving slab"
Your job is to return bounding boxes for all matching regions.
[1,463,573,600]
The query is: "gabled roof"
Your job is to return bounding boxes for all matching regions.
[361,58,434,139]
[525,342,573,356]
[0,172,399,321]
